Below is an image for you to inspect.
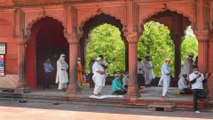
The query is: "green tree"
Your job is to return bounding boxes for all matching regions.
[181,26,198,68]
[138,21,175,77]
[86,23,125,74]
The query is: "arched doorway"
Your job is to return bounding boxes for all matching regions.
[140,10,191,86]
[26,17,69,88]
[79,14,128,73]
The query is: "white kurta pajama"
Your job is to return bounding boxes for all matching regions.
[92,62,106,95]
[56,54,69,90]
[160,63,171,96]
[178,76,189,91]
[143,60,155,85]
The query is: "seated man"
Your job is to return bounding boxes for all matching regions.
[178,74,192,94]
[112,73,127,95]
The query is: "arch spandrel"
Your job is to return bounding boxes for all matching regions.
[75,3,126,34]
[25,10,66,39]
[138,2,195,33]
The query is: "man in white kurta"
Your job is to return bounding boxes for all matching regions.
[160,58,172,98]
[137,58,144,89]
[55,54,69,91]
[178,74,192,94]
[143,55,155,87]
[179,52,195,79]
[92,57,106,96]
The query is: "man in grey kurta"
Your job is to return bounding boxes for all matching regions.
[143,55,155,87]
[180,52,195,80]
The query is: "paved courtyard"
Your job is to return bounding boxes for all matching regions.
[28,85,193,101]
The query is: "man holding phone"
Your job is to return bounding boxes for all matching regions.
[189,66,211,113]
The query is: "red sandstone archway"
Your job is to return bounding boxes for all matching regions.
[26,17,69,88]
[140,10,191,86]
[79,13,128,70]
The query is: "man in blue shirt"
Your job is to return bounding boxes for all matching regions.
[43,58,54,89]
[112,73,127,95]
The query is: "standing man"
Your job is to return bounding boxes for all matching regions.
[137,58,144,89]
[160,58,172,98]
[43,58,54,89]
[143,55,155,87]
[77,58,83,89]
[92,57,106,96]
[55,54,69,91]
[89,58,95,88]
[189,66,211,113]
[180,52,195,79]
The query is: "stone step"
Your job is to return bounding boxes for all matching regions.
[148,104,176,112]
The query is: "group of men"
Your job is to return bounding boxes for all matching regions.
[137,55,155,88]
[158,52,211,113]
[44,53,211,113]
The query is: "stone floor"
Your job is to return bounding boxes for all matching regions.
[28,85,193,102]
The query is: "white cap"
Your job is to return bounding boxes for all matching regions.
[96,57,102,60]
[165,58,171,61]
[189,52,194,57]
[77,57,81,60]
[145,54,150,57]
[61,54,65,57]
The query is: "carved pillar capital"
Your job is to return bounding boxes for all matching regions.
[194,30,209,41]
[65,32,81,44]
[15,36,30,45]
[124,32,139,44]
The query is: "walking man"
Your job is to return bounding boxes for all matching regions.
[160,58,172,98]
[189,66,211,113]
[92,57,106,96]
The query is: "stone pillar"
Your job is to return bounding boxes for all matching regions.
[15,37,30,93]
[66,34,81,93]
[125,33,139,101]
[195,31,210,97]
[172,34,182,87]
[195,31,209,73]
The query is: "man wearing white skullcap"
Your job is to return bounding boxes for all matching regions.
[159,58,172,98]
[179,52,195,80]
[92,57,107,96]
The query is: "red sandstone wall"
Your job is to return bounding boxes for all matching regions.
[0,11,18,88]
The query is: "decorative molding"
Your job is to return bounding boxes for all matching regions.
[194,30,209,41]
[25,15,66,41]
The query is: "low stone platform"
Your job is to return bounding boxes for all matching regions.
[0,85,213,110]
[148,103,176,112]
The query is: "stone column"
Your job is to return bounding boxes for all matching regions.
[15,37,30,93]
[195,31,209,73]
[195,31,210,97]
[66,34,81,93]
[125,33,140,101]
[171,34,182,87]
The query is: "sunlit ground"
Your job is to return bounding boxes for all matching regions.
[0,100,212,120]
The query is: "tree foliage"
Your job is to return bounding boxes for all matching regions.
[181,26,198,68]
[86,23,125,74]
[138,21,175,77]
[86,22,198,77]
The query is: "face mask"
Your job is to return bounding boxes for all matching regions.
[194,71,199,74]
[61,57,65,61]
[77,61,81,64]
